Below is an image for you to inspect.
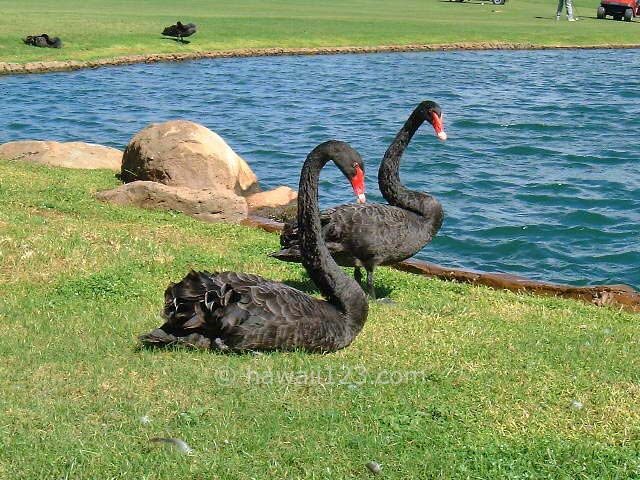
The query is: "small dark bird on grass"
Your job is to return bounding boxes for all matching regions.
[23,33,62,48]
[162,21,197,43]
[23,33,61,48]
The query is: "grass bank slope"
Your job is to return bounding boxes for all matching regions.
[1,0,637,64]
[1,160,639,478]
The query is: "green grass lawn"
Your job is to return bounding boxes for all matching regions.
[1,0,639,64]
[1,159,639,479]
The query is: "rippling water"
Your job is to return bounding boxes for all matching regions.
[2,50,639,288]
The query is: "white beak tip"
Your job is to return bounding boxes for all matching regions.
[437,132,448,141]
[357,194,366,204]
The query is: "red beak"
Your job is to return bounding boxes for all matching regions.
[350,164,366,204]
[431,112,447,141]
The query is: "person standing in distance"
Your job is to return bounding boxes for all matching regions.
[556,0,576,20]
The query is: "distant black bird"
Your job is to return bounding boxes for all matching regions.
[23,33,62,48]
[161,21,197,43]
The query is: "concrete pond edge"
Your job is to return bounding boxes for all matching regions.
[3,42,640,76]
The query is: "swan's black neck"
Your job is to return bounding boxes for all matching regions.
[298,142,368,327]
[378,107,444,235]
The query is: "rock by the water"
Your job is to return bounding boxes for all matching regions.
[90,120,297,224]
[95,181,248,223]
[246,186,297,211]
[245,186,298,222]
[121,120,259,194]
[0,140,122,170]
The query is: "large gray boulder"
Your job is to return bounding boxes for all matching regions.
[120,120,260,194]
[95,181,248,224]
[0,140,122,170]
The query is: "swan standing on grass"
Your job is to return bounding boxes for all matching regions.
[161,21,197,43]
[271,101,446,299]
[139,141,368,353]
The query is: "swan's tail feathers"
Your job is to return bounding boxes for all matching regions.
[270,220,302,262]
[155,270,241,344]
[268,247,302,263]
[279,221,300,248]
[162,270,225,321]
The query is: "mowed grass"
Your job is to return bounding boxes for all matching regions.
[1,159,639,479]
[1,0,638,64]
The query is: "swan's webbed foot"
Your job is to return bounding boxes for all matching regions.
[139,329,211,349]
[178,333,211,349]
[214,337,230,351]
[375,297,394,305]
[365,269,393,303]
[139,328,175,347]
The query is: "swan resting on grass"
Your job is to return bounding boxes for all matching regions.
[139,140,369,353]
[23,34,62,48]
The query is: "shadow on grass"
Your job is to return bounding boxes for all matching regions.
[135,341,248,355]
[282,275,394,300]
[161,37,192,44]
[536,16,603,20]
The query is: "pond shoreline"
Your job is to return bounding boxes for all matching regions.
[3,42,640,75]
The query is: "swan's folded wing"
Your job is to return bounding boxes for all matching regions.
[273,203,409,260]
[214,275,347,351]
[321,203,437,264]
[148,270,344,351]
[161,270,274,324]
[320,203,405,242]
[279,220,300,248]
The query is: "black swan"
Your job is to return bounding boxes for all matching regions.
[139,141,368,352]
[23,34,62,48]
[270,101,446,299]
[161,21,197,43]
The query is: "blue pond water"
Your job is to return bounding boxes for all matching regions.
[1,49,639,289]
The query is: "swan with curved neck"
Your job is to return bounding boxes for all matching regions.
[139,141,368,352]
[379,100,445,221]
[270,100,445,299]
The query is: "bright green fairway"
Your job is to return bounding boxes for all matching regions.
[1,0,639,64]
[1,160,639,479]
